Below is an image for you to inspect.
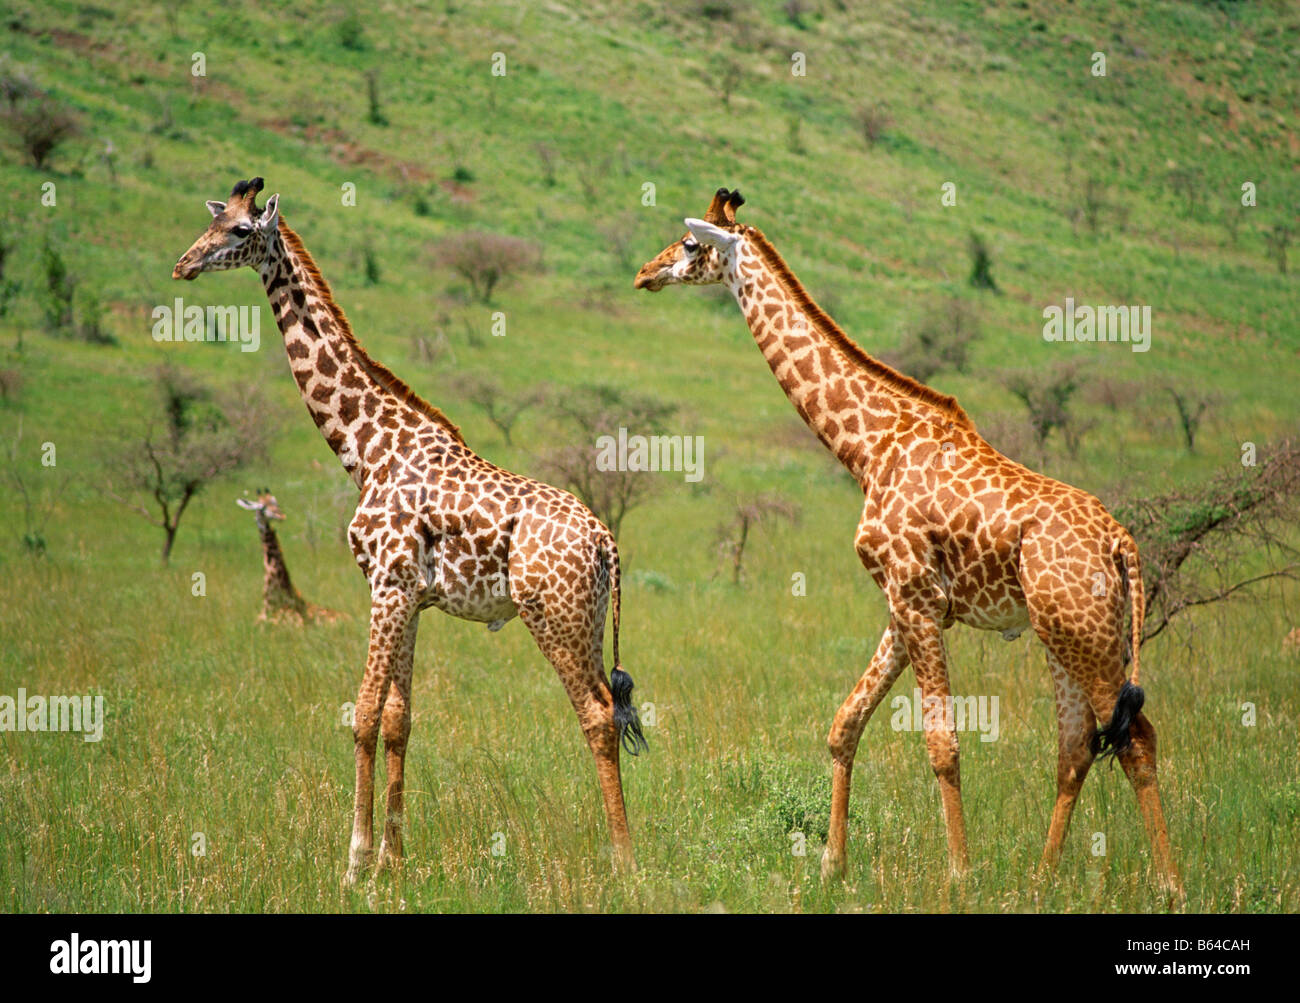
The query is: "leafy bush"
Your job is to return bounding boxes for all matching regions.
[432,231,541,304]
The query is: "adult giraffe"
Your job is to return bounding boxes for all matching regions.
[175,178,646,884]
[635,188,1177,890]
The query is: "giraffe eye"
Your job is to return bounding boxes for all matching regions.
[232,224,253,238]
[683,237,699,253]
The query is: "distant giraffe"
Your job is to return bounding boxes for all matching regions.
[636,188,1177,890]
[236,489,346,625]
[175,178,646,884]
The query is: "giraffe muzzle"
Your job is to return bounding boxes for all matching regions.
[633,269,665,291]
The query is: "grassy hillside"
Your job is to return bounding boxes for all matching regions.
[1,0,1297,913]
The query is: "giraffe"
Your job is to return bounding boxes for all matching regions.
[174,178,646,884]
[635,188,1178,890]
[235,489,346,625]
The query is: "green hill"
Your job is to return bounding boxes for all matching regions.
[0,0,1297,913]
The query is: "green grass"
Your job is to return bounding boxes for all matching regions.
[0,0,1297,913]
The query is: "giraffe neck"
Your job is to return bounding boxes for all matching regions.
[725,229,971,485]
[259,521,297,596]
[259,218,464,488]
[258,520,305,615]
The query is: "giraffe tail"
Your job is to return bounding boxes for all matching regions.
[1092,533,1146,761]
[602,537,647,757]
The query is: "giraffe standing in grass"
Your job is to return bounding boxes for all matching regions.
[236,489,346,625]
[635,188,1177,890]
[175,178,646,884]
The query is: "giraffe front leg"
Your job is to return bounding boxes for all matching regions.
[822,624,909,882]
[345,588,417,886]
[377,614,418,872]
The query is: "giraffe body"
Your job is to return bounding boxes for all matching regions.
[636,188,1177,890]
[177,179,644,884]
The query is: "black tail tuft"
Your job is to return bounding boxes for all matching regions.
[1091,680,1145,762]
[610,667,648,757]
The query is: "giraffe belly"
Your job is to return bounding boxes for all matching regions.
[417,545,518,625]
[947,569,1031,636]
[950,593,1031,635]
[419,584,519,625]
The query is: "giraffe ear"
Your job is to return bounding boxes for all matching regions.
[684,217,738,250]
[258,193,280,233]
[235,498,258,510]
[206,200,226,218]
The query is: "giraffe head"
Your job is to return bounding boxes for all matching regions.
[634,187,746,292]
[236,489,285,529]
[173,177,280,280]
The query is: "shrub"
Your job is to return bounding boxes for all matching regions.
[432,231,541,304]
[854,101,892,148]
[881,296,982,383]
[0,59,80,169]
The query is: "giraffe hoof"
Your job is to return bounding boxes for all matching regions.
[345,846,373,887]
[1158,871,1185,902]
[820,848,846,882]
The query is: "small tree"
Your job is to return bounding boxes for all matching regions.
[968,232,998,292]
[536,384,677,539]
[782,0,810,29]
[1115,437,1300,646]
[41,238,75,334]
[5,417,68,557]
[364,68,387,126]
[1164,385,1214,453]
[881,296,981,383]
[714,492,801,584]
[0,220,20,343]
[433,231,541,304]
[1264,223,1290,275]
[461,374,546,446]
[0,83,80,169]
[717,59,743,108]
[1003,362,1089,462]
[854,102,891,149]
[107,365,274,563]
[533,141,558,187]
[1166,166,1203,219]
[1081,176,1109,235]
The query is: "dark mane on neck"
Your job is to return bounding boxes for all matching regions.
[742,226,972,427]
[276,218,465,445]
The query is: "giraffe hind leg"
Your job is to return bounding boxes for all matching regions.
[1039,648,1097,872]
[1078,657,1179,893]
[513,583,636,869]
[1112,707,1180,895]
[377,614,419,872]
